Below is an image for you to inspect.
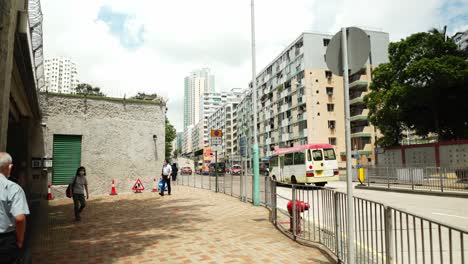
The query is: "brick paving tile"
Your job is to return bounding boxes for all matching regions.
[32,186,334,263]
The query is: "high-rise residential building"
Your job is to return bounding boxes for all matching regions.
[242,31,389,166]
[453,30,468,52]
[183,68,215,129]
[236,90,253,168]
[186,89,244,156]
[183,125,194,156]
[182,88,244,157]
[44,57,79,94]
[176,132,183,152]
[207,99,242,165]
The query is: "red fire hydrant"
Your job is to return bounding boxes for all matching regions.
[287,200,310,233]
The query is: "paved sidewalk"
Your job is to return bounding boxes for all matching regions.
[32,186,333,264]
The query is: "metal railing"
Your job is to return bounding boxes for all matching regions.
[177,173,467,263]
[361,167,468,193]
[177,173,272,207]
[273,181,468,263]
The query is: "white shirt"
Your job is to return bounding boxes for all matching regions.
[162,164,172,176]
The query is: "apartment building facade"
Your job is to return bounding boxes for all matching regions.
[182,125,194,156]
[247,31,389,166]
[207,99,242,165]
[184,89,244,156]
[183,68,215,129]
[453,30,468,52]
[44,56,79,94]
[236,91,253,168]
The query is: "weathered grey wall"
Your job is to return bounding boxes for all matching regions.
[39,94,166,197]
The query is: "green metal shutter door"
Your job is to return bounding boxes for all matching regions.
[52,135,82,185]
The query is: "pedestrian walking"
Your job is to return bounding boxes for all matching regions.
[171,163,178,185]
[72,167,89,221]
[0,152,29,264]
[159,159,172,196]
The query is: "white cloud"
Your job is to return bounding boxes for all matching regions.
[41,0,466,132]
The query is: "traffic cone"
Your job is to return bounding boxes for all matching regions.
[110,179,118,195]
[47,184,53,200]
[152,178,158,192]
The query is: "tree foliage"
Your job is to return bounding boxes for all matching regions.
[165,118,177,158]
[75,83,105,97]
[365,31,468,146]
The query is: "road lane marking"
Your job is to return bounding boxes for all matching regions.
[432,212,468,219]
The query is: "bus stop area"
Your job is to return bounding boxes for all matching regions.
[30,185,333,264]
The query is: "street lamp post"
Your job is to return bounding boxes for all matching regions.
[250,0,260,206]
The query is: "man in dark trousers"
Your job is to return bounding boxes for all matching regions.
[0,152,30,264]
[160,159,172,196]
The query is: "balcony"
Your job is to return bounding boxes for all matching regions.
[266,138,271,144]
[350,115,368,122]
[349,80,368,91]
[350,97,365,105]
[282,119,289,127]
[281,104,289,113]
[297,114,305,122]
[281,133,290,142]
[280,89,288,98]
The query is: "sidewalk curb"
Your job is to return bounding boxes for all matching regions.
[355,185,468,198]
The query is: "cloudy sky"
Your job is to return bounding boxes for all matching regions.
[41,0,468,132]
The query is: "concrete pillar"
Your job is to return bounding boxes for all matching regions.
[0,0,18,151]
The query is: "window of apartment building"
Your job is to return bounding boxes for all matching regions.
[323,38,331,47]
[326,87,333,96]
[325,71,333,79]
[327,104,335,112]
[328,120,336,129]
[329,137,337,146]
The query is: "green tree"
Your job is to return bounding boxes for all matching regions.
[130,92,159,100]
[365,30,468,146]
[165,118,177,158]
[75,83,105,97]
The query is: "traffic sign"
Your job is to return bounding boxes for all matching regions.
[325,27,370,76]
[211,130,223,137]
[211,137,222,146]
[131,178,145,193]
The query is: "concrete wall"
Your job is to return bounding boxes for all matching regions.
[406,147,435,167]
[40,94,166,197]
[439,143,468,167]
[377,141,468,168]
[376,149,403,167]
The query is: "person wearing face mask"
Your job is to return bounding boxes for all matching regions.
[72,166,89,221]
[0,152,30,264]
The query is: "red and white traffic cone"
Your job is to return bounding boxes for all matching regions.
[152,178,158,192]
[47,184,53,200]
[110,179,118,195]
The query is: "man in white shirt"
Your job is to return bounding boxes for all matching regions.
[160,159,172,196]
[0,152,30,263]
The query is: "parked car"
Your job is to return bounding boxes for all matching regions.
[209,163,226,175]
[230,165,242,175]
[181,167,192,175]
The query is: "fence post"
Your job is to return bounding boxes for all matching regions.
[231,172,233,196]
[439,167,444,192]
[384,206,394,264]
[366,168,370,187]
[411,168,415,190]
[264,176,268,205]
[271,178,277,224]
[387,167,390,189]
[292,184,297,241]
[334,192,342,261]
